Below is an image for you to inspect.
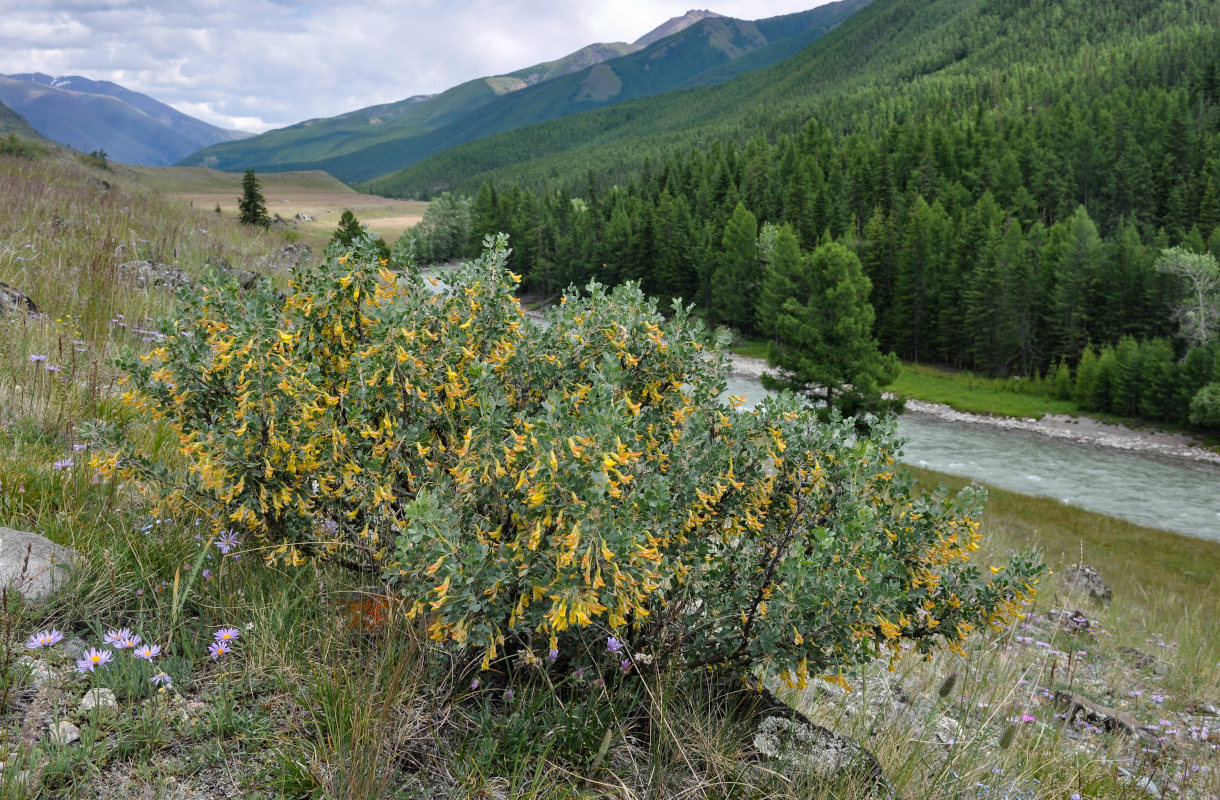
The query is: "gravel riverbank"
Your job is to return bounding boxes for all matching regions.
[727,353,1220,467]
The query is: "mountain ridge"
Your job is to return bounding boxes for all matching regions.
[181,1,870,180]
[0,73,251,165]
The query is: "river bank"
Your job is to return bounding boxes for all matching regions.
[727,353,1220,467]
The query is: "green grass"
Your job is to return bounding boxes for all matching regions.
[888,364,1083,420]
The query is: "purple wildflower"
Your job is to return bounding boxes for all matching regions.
[1020,713,1036,723]
[548,648,558,662]
[620,658,632,673]
[470,679,479,690]
[52,458,73,470]
[504,688,514,700]
[72,443,87,452]
[213,627,240,643]
[208,641,231,659]
[150,672,172,687]
[76,648,113,673]
[103,628,133,646]
[25,629,65,649]
[215,530,240,555]
[202,569,212,579]
[115,633,141,650]
[133,644,161,661]
[606,636,624,654]
[28,354,46,362]
[45,364,60,372]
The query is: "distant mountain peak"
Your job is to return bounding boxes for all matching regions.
[634,10,724,48]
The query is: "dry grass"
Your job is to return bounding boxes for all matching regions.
[116,165,428,249]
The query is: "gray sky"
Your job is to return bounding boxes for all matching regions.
[0,1,828,133]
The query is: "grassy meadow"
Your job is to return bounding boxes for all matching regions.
[1,149,1217,799]
[115,164,428,251]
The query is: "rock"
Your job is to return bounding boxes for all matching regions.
[48,721,80,745]
[0,527,74,601]
[1187,701,1218,717]
[1118,646,1157,670]
[1127,775,1159,797]
[1054,690,1144,738]
[931,715,961,746]
[753,715,893,796]
[293,212,316,222]
[18,657,55,689]
[0,281,37,317]
[221,266,262,289]
[117,259,193,290]
[257,243,312,272]
[1059,563,1112,603]
[79,688,117,713]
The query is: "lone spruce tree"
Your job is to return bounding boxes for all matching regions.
[762,240,902,431]
[238,170,269,229]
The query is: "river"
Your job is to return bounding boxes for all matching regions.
[723,372,1220,542]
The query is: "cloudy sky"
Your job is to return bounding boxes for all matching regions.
[0,1,829,133]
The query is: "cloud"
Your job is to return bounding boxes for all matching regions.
[0,0,828,133]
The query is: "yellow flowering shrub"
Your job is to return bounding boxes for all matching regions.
[107,234,1043,680]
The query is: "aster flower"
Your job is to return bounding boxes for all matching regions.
[213,627,240,642]
[52,458,73,470]
[76,648,113,673]
[215,530,240,555]
[103,628,133,646]
[133,644,161,661]
[25,629,65,649]
[208,641,231,659]
[28,354,46,362]
[115,633,141,649]
[150,672,172,687]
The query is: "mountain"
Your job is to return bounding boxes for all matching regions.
[0,73,251,166]
[366,0,1215,199]
[0,98,43,140]
[181,0,870,182]
[634,9,723,47]
[183,41,639,176]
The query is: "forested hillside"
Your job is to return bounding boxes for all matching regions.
[372,0,1220,198]
[184,2,867,182]
[404,0,1220,431]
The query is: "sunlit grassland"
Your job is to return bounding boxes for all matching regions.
[116,164,428,251]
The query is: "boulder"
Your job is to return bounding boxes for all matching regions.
[48,721,80,745]
[743,681,893,797]
[1059,563,1112,603]
[0,528,74,600]
[0,281,37,317]
[117,259,192,291]
[79,688,117,713]
[220,266,262,290]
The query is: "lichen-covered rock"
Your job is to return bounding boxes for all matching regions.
[0,281,37,317]
[753,715,892,795]
[0,527,74,600]
[1059,563,1112,602]
[117,259,193,290]
[79,688,117,713]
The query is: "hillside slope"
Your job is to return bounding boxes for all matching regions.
[0,97,43,140]
[0,73,250,165]
[369,0,1217,198]
[182,1,868,182]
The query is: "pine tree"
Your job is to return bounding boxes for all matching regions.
[755,223,802,343]
[763,241,901,431]
[710,202,758,333]
[332,209,365,247]
[238,170,269,229]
